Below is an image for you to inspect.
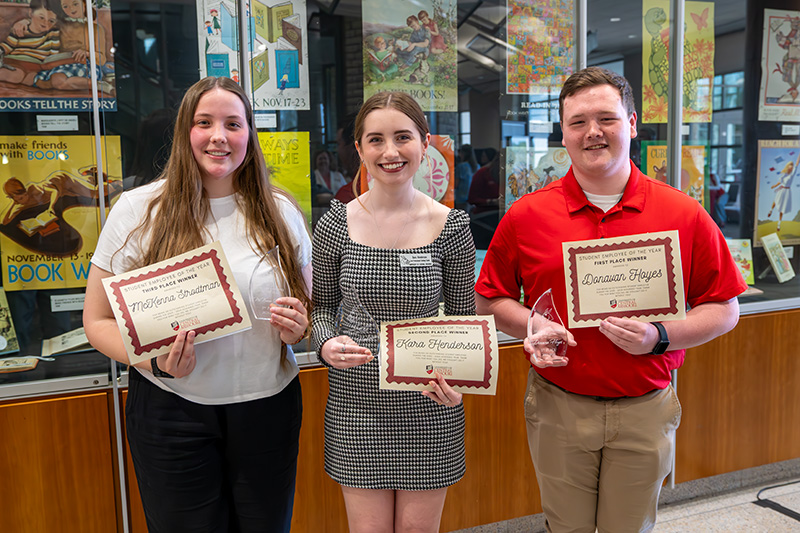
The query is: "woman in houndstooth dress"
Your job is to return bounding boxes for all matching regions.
[311,92,475,532]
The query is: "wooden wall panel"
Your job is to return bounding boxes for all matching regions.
[677,310,800,482]
[294,345,542,533]
[0,393,118,533]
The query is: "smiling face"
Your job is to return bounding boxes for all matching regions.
[561,83,637,193]
[60,0,85,19]
[356,108,429,187]
[29,7,57,34]
[190,88,250,197]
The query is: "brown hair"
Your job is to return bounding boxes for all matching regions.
[559,66,635,122]
[352,91,429,199]
[418,10,429,20]
[406,15,419,26]
[122,77,310,317]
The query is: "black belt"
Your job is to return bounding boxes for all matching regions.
[538,374,658,402]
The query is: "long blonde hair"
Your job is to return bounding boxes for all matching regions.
[125,77,310,314]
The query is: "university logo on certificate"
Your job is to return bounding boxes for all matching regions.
[102,242,251,365]
[379,315,499,395]
[562,231,686,328]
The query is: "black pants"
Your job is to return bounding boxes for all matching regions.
[126,370,302,533]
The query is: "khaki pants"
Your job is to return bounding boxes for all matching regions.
[524,368,681,533]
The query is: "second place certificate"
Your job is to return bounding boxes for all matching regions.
[379,316,498,395]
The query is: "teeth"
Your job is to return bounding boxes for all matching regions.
[207,151,228,156]
[586,145,606,150]
[381,162,404,170]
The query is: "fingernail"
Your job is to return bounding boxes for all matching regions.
[367,355,374,362]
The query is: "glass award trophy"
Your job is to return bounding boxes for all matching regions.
[335,290,380,354]
[527,289,570,366]
[249,245,289,321]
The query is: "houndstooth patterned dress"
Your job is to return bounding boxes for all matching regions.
[311,200,476,490]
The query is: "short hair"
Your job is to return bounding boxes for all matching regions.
[406,15,419,26]
[29,0,59,13]
[418,10,429,19]
[3,178,25,196]
[559,66,635,122]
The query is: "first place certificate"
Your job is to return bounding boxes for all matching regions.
[562,231,686,328]
[102,242,252,365]
[379,316,498,395]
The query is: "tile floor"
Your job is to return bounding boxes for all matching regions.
[451,459,800,532]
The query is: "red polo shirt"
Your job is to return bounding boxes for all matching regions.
[475,162,747,397]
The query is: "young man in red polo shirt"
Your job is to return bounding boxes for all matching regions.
[476,67,746,532]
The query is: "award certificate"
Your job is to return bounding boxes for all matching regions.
[562,230,685,328]
[102,242,252,365]
[379,315,498,395]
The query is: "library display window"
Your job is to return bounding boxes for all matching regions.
[0,0,796,396]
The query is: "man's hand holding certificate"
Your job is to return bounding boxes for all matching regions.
[102,242,251,365]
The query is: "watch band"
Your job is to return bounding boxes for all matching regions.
[649,321,670,355]
[150,357,174,379]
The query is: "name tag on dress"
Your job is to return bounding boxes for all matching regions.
[399,253,433,267]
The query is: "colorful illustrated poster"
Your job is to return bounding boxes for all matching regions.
[0,0,116,112]
[362,0,457,112]
[0,287,20,355]
[506,0,574,95]
[754,140,800,246]
[725,239,755,285]
[641,142,707,206]
[257,132,312,224]
[359,135,454,207]
[504,146,570,212]
[197,0,310,111]
[759,9,800,122]
[0,136,122,290]
[642,1,714,123]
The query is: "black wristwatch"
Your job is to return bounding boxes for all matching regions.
[649,322,670,355]
[151,357,174,379]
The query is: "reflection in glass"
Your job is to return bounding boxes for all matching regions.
[335,290,379,355]
[249,245,288,321]
[527,289,569,366]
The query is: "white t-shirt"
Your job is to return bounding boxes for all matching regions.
[91,180,312,405]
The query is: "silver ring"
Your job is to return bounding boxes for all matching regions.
[341,345,346,353]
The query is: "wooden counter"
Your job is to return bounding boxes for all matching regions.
[2,309,799,532]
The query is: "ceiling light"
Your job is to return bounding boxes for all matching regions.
[610,17,621,22]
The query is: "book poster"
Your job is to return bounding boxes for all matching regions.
[641,142,707,206]
[506,0,574,95]
[754,140,800,246]
[197,0,310,111]
[725,239,755,285]
[362,0,457,112]
[257,131,312,224]
[759,9,800,122]
[504,146,570,213]
[641,1,714,123]
[0,287,20,355]
[0,0,116,112]
[359,135,455,207]
[0,136,122,290]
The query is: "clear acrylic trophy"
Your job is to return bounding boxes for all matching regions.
[527,289,570,366]
[248,245,289,321]
[335,290,380,354]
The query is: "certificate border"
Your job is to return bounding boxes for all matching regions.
[565,235,681,324]
[107,248,244,356]
[384,318,494,390]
